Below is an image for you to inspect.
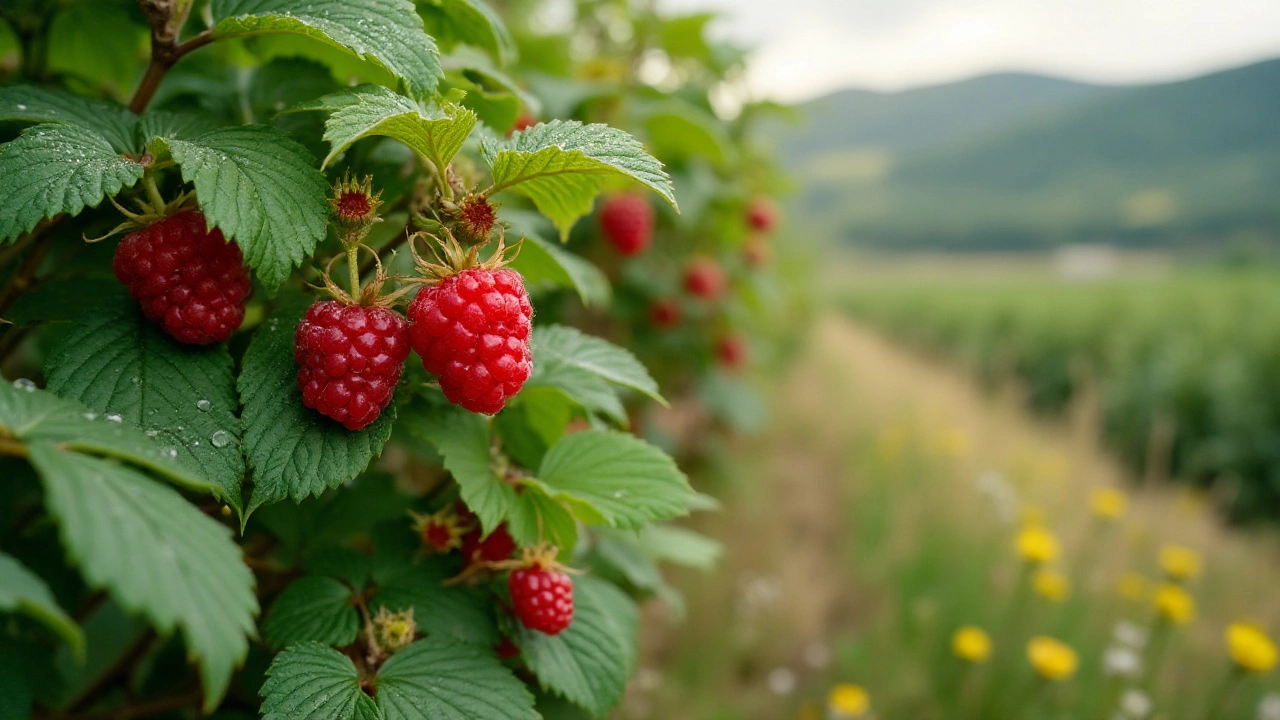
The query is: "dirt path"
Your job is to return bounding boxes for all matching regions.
[633,313,1280,719]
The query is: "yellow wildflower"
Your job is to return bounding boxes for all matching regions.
[1027,636,1078,681]
[1159,544,1201,582]
[1153,583,1195,625]
[1015,525,1060,564]
[935,427,971,458]
[1117,572,1148,602]
[1033,569,1071,603]
[1226,623,1278,674]
[827,684,870,718]
[1090,487,1128,520]
[952,626,992,663]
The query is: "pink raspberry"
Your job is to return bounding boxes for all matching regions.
[294,301,409,431]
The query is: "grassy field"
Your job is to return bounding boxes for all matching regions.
[629,313,1280,720]
[837,261,1280,523]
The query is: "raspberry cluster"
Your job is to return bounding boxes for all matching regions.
[294,301,410,431]
[112,210,250,345]
[407,267,533,415]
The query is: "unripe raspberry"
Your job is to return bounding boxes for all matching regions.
[509,567,574,635]
[452,194,498,245]
[746,197,777,232]
[683,258,727,300]
[294,301,410,430]
[599,195,654,257]
[112,210,250,345]
[407,267,533,415]
[461,523,516,565]
[716,334,748,370]
[650,299,681,329]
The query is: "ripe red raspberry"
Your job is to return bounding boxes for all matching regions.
[294,301,410,431]
[716,334,748,370]
[407,267,533,415]
[650,299,681,329]
[599,195,654,257]
[509,567,574,635]
[461,523,516,565]
[746,197,777,232]
[683,258,727,300]
[112,210,250,345]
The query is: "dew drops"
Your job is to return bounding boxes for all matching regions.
[163,448,178,458]
[16,104,26,110]
[12,378,36,391]
[106,414,123,423]
[210,430,232,448]
[145,430,160,437]
[196,399,212,412]
[83,412,98,421]
[613,490,628,499]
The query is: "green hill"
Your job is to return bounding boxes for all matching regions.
[783,59,1280,252]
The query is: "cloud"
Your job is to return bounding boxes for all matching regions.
[662,0,1280,100]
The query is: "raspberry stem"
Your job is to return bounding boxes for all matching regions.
[345,243,361,300]
[141,171,166,216]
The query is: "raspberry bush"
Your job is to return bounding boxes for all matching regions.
[0,0,789,718]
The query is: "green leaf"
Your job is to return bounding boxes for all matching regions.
[421,0,516,66]
[138,111,221,143]
[0,85,138,153]
[639,525,722,570]
[260,642,379,720]
[263,576,360,650]
[239,299,397,511]
[46,2,149,101]
[515,575,637,718]
[211,0,443,100]
[481,120,677,237]
[372,558,498,645]
[375,637,539,720]
[590,531,663,592]
[508,231,611,308]
[0,379,211,492]
[0,124,144,243]
[44,298,245,512]
[147,126,329,291]
[292,84,476,170]
[640,102,734,167]
[27,443,258,712]
[0,552,84,660]
[506,482,578,554]
[529,325,664,405]
[537,430,693,530]
[403,404,515,534]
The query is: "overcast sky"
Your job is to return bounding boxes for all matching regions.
[660,0,1280,102]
